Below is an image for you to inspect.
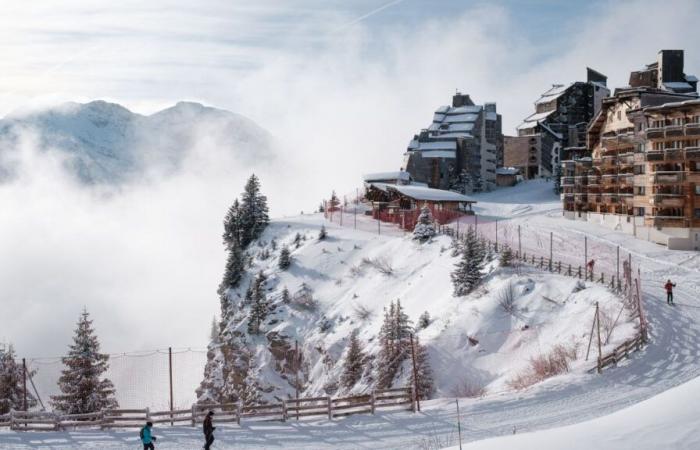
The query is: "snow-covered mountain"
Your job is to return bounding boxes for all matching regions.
[0,100,275,183]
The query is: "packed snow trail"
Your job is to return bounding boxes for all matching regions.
[3,180,700,449]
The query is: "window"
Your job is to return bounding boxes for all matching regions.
[636,207,645,216]
[653,142,664,151]
[651,119,664,128]
[695,209,700,219]
[689,115,700,124]
[635,186,646,195]
[634,165,646,175]
[671,117,683,126]
[696,185,700,195]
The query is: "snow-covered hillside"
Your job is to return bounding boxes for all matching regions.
[0,101,275,183]
[199,212,636,402]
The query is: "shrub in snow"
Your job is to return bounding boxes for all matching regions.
[352,303,372,322]
[328,190,340,211]
[499,244,514,267]
[451,227,485,296]
[341,330,366,390]
[278,246,291,270]
[507,343,579,390]
[51,309,118,414]
[573,280,587,293]
[450,376,486,398]
[498,281,517,315]
[318,224,327,241]
[0,344,38,414]
[291,283,317,311]
[361,256,393,275]
[418,311,431,330]
[412,206,436,242]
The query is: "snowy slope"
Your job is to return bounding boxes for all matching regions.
[0,101,275,183]
[207,213,635,403]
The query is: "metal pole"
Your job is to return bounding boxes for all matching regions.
[22,358,27,412]
[584,236,588,281]
[549,231,553,271]
[456,399,463,450]
[616,246,620,284]
[409,333,421,412]
[377,216,380,236]
[596,302,602,373]
[169,347,174,426]
[495,219,498,251]
[295,340,300,420]
[518,225,521,257]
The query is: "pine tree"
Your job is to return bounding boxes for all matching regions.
[217,242,245,306]
[410,336,435,400]
[341,330,365,390]
[412,206,436,242]
[0,345,37,414]
[293,232,302,249]
[451,227,485,296]
[239,174,270,248]
[377,300,412,388]
[500,244,514,267]
[281,287,291,304]
[210,317,220,344]
[247,272,269,335]
[318,225,327,241]
[50,310,118,414]
[328,191,340,211]
[222,199,242,249]
[418,311,431,330]
[278,246,291,270]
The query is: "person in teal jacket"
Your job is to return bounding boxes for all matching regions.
[139,421,157,450]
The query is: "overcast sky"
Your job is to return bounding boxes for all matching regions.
[2,0,700,358]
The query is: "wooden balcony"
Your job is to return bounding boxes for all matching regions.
[685,123,700,136]
[651,195,685,208]
[645,127,664,139]
[665,125,684,137]
[653,171,685,184]
[601,193,619,204]
[645,151,664,161]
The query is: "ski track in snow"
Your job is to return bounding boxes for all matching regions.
[3,180,700,449]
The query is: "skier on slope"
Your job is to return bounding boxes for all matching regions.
[203,410,216,450]
[665,279,676,305]
[140,421,157,450]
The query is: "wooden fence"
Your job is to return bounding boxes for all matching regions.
[595,334,646,373]
[0,387,414,432]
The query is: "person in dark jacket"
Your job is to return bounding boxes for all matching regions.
[203,410,216,450]
[665,279,676,305]
[140,421,157,450]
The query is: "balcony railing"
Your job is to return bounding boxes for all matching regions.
[645,127,664,139]
[646,151,664,161]
[665,124,684,137]
[685,123,700,136]
[651,194,685,208]
[561,177,575,186]
[686,147,700,160]
[653,171,685,184]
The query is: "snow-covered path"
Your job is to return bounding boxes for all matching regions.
[3,180,700,449]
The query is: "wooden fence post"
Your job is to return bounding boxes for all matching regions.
[282,401,288,422]
[327,397,332,420]
[191,404,196,427]
[236,403,242,425]
[578,266,582,278]
[370,392,376,415]
[596,302,602,374]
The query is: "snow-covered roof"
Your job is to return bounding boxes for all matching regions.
[644,98,700,112]
[447,105,482,114]
[420,150,456,159]
[516,109,556,131]
[535,84,571,105]
[415,141,457,151]
[363,171,411,182]
[442,113,479,123]
[664,82,694,92]
[366,182,391,192]
[387,184,476,202]
[496,167,519,175]
[686,75,698,83]
[433,132,473,139]
[445,123,474,132]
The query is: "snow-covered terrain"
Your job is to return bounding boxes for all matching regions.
[0,101,275,183]
[3,180,700,449]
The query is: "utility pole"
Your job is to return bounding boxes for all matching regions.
[584,236,588,281]
[409,334,421,412]
[456,399,463,450]
[495,219,498,252]
[549,231,553,271]
[168,347,174,426]
[22,358,28,412]
[295,340,300,420]
[616,246,620,285]
[518,225,522,257]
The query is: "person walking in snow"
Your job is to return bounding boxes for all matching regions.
[203,410,216,450]
[140,421,157,450]
[665,279,676,305]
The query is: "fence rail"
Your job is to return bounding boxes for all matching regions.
[0,387,414,432]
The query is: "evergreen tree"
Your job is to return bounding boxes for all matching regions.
[328,191,340,211]
[318,202,325,213]
[281,287,291,304]
[417,311,431,330]
[239,174,270,248]
[412,206,436,242]
[50,310,118,414]
[451,227,485,296]
[500,244,514,267]
[341,330,365,389]
[293,232,302,249]
[318,225,327,241]
[410,336,435,400]
[210,317,220,344]
[222,199,242,249]
[270,238,278,251]
[377,300,412,388]
[0,345,37,414]
[278,246,291,270]
[217,242,245,305]
[247,272,269,335]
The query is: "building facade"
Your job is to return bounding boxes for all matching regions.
[562,50,700,250]
[402,93,503,193]
[506,68,610,183]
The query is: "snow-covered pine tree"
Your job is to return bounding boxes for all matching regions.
[278,246,291,270]
[417,311,431,330]
[318,224,327,241]
[410,336,435,400]
[247,271,269,335]
[412,206,436,242]
[340,330,365,390]
[451,227,485,296]
[217,242,245,303]
[293,232,302,249]
[377,300,413,388]
[0,344,37,414]
[222,198,242,249]
[50,310,118,414]
[210,317,220,344]
[239,174,270,248]
[281,286,291,304]
[500,244,514,267]
[328,191,340,211]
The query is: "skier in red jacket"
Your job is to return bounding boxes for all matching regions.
[665,279,676,305]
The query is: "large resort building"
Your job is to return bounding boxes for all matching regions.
[505,69,610,180]
[402,93,503,193]
[562,50,700,250]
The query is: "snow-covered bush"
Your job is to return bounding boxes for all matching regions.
[450,376,486,398]
[499,244,514,267]
[278,246,291,270]
[497,281,517,315]
[362,256,393,275]
[291,283,317,311]
[418,311,431,329]
[413,206,436,242]
[352,303,372,322]
[508,343,579,390]
[318,224,327,241]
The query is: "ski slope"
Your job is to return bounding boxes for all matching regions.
[2,180,699,449]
